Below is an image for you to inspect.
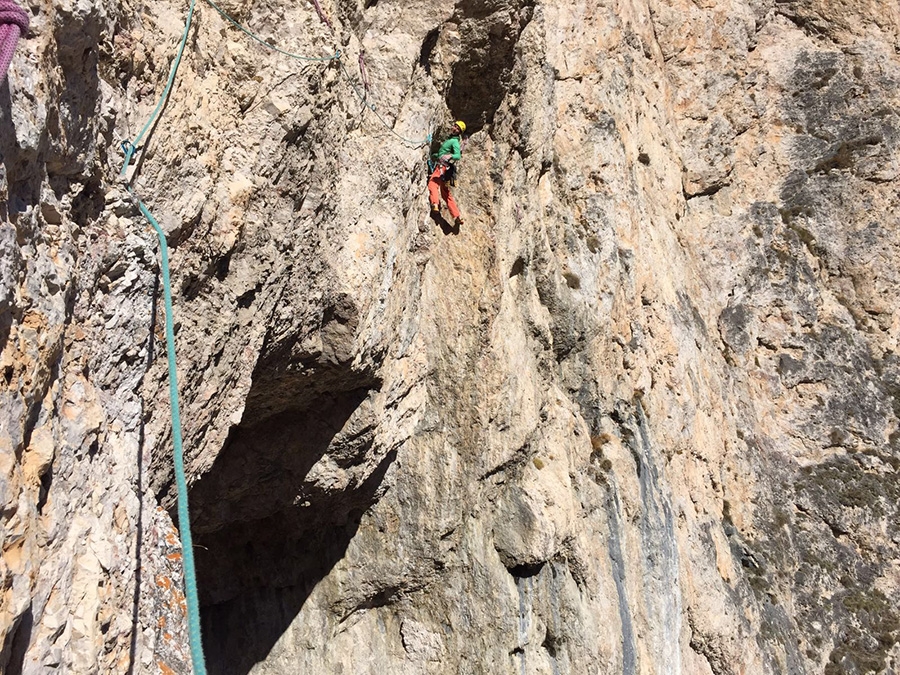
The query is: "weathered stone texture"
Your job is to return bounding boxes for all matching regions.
[1,0,898,673]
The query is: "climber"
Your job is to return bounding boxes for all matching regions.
[428,120,466,227]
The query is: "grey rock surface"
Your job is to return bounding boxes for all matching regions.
[1,0,898,673]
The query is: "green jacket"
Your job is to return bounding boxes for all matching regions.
[434,136,461,163]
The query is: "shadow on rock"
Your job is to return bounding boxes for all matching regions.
[431,210,460,235]
[190,362,393,675]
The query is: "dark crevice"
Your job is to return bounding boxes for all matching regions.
[479,445,530,481]
[1,604,34,674]
[214,253,231,282]
[36,468,53,514]
[191,345,391,674]
[509,256,525,277]
[197,447,394,675]
[445,0,535,133]
[180,273,203,301]
[508,561,544,578]
[776,10,827,39]
[69,176,105,227]
[236,284,260,309]
[562,271,580,290]
[825,518,850,539]
[419,28,439,75]
[282,119,309,147]
[684,181,727,200]
[338,584,400,623]
[542,630,560,657]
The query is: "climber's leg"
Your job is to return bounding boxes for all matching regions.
[442,183,460,219]
[427,167,443,212]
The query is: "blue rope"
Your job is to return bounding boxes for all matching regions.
[118,1,207,672]
[132,189,207,675]
[116,1,434,664]
[121,0,198,175]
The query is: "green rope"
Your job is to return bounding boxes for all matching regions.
[116,1,433,665]
[204,0,340,62]
[132,189,207,675]
[118,1,207,673]
[121,0,198,175]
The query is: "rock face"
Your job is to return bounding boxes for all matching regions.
[1,0,899,673]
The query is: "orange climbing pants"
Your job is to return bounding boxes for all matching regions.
[428,164,460,219]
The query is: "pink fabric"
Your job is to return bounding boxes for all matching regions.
[0,0,29,83]
[358,49,369,96]
[309,0,333,32]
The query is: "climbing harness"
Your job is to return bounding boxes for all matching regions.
[0,0,28,83]
[445,162,457,186]
[428,160,456,185]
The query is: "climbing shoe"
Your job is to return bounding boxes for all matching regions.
[431,204,440,214]
[455,217,464,227]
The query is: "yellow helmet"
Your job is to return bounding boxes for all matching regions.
[454,120,466,133]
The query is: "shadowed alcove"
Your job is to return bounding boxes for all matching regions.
[444,0,535,134]
[189,314,391,674]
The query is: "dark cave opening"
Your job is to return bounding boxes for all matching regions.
[189,358,388,675]
[443,0,534,134]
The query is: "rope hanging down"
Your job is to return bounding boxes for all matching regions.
[121,0,198,171]
[0,0,29,83]
[118,1,208,673]
[135,193,207,673]
[118,1,438,664]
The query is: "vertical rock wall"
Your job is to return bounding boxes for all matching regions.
[1,1,196,671]
[0,0,898,673]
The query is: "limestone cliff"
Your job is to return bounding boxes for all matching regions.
[1,0,899,673]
